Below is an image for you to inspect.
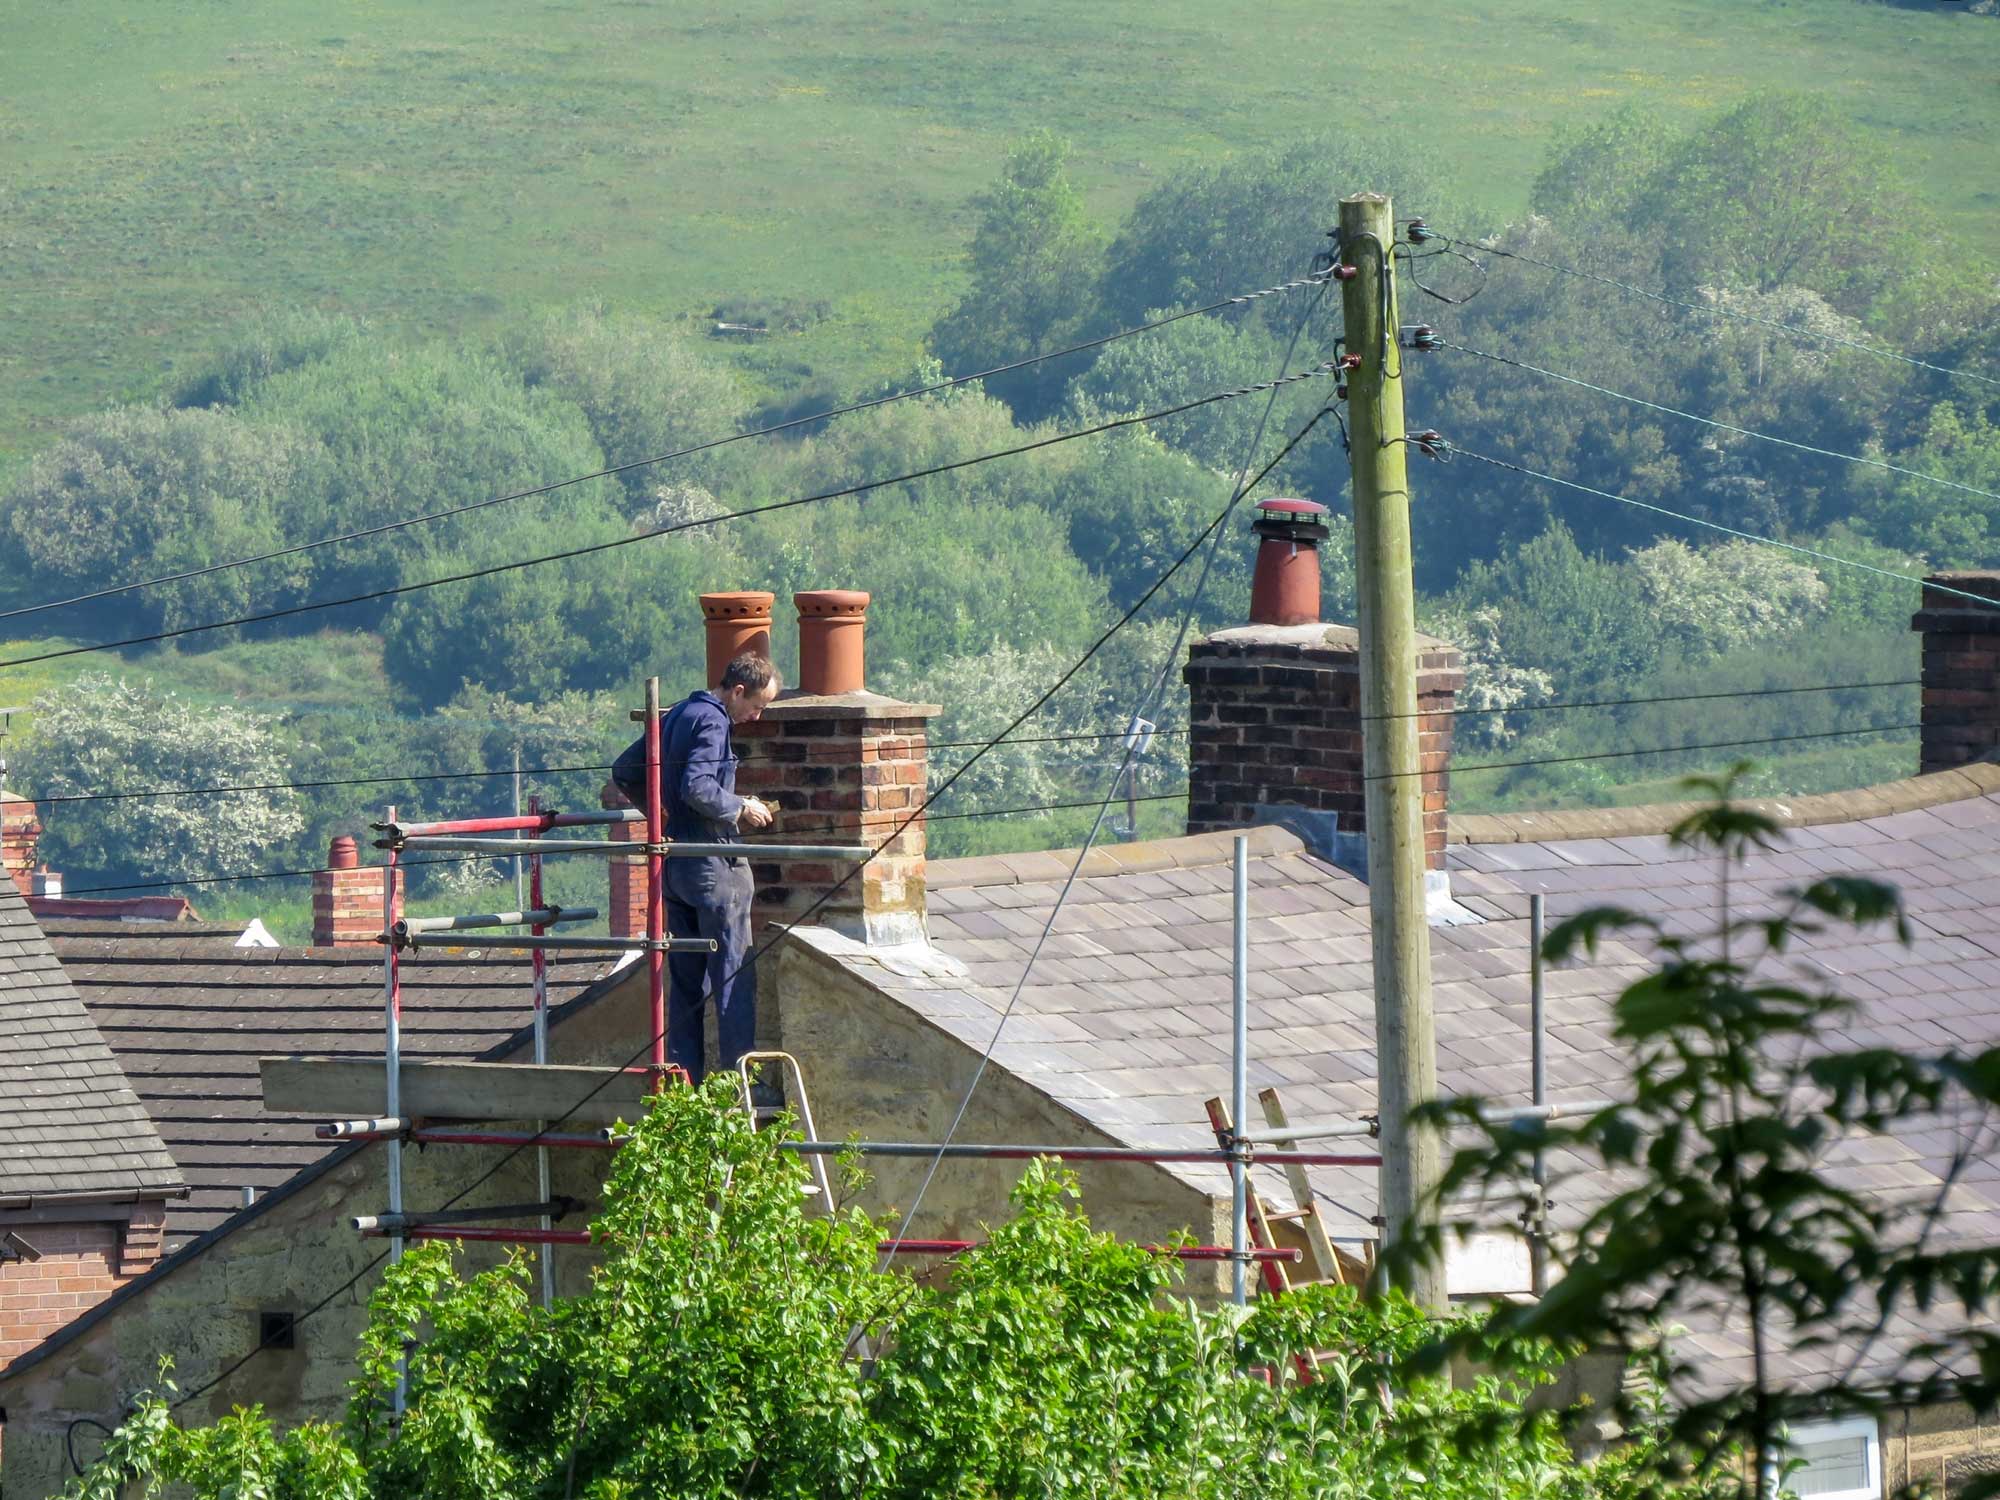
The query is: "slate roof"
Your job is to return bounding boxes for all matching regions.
[49,931,621,1249]
[799,782,2000,1396]
[0,884,183,1203]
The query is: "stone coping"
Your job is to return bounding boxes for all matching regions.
[757,689,941,720]
[1199,622,1453,653]
[1449,762,2000,845]
[928,823,1304,890]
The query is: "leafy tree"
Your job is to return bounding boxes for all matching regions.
[1062,308,1323,479]
[1625,538,1827,664]
[499,305,750,509]
[1531,106,1678,230]
[1452,522,1664,693]
[170,307,372,410]
[1417,604,1554,753]
[66,1079,1715,1499]
[14,674,304,889]
[241,339,620,608]
[0,404,324,635]
[1856,401,2000,566]
[1412,773,2000,1496]
[378,510,725,705]
[928,131,1105,422]
[1096,133,1472,337]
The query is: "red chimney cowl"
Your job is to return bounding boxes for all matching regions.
[700,592,776,688]
[795,590,869,695]
[1247,498,1331,627]
[328,835,360,870]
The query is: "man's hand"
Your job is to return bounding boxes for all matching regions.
[739,796,775,831]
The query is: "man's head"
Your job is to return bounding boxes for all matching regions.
[717,653,780,724]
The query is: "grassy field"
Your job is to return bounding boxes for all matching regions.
[3,0,1995,457]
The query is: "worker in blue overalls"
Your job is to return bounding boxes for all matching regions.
[613,653,779,1084]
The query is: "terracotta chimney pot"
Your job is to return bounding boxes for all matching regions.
[328,835,360,870]
[794,590,870,695]
[700,591,776,688]
[1247,498,1331,627]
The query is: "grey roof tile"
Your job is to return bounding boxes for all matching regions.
[51,922,615,1251]
[0,889,183,1204]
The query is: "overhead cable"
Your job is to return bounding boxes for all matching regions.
[1440,443,2000,611]
[1421,228,2000,393]
[1437,338,2000,506]
[1,362,1338,672]
[2,269,1334,626]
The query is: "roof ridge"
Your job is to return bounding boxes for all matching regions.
[927,823,1305,889]
[1450,762,2000,845]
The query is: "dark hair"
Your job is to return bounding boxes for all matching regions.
[719,653,779,694]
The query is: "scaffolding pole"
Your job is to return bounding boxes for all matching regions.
[358,1224,1303,1262]
[317,1121,617,1148]
[390,835,869,860]
[643,677,667,1083]
[531,795,555,1309]
[398,906,597,934]
[772,1140,1383,1167]
[1231,833,1250,1307]
[390,932,716,953]
[380,803,405,1418]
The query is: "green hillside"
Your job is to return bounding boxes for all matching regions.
[3,0,1995,455]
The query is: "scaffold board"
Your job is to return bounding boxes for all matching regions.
[260,1057,652,1126]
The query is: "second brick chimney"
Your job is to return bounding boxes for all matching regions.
[311,835,405,947]
[1,790,40,897]
[1913,571,2000,774]
[1184,496,1463,881]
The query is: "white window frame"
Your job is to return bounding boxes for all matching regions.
[1771,1414,1881,1500]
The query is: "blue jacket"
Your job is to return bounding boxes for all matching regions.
[612,691,746,844]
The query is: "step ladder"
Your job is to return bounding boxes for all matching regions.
[735,1050,829,1203]
[1206,1086,1375,1383]
[735,1050,874,1362]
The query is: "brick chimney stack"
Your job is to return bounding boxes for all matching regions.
[607,590,938,967]
[738,591,936,947]
[1,791,39,897]
[1913,572,2000,774]
[1184,500,1462,875]
[311,835,404,947]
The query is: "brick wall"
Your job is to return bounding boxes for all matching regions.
[310,861,404,947]
[736,696,936,946]
[1185,624,1462,871]
[1,794,39,897]
[0,1205,165,1367]
[1913,571,2000,775]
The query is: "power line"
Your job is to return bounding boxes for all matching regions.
[1365,677,1918,726]
[53,792,1197,898]
[1421,227,2000,394]
[1372,720,1921,783]
[1436,338,2000,506]
[25,679,1931,813]
[1,362,1337,673]
[878,278,1339,1269]
[2,270,1335,627]
[1439,442,2000,611]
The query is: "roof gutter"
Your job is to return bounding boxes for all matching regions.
[0,1184,189,1211]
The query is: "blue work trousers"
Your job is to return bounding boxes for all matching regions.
[665,854,757,1083]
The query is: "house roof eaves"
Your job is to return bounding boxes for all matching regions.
[1449,763,2000,846]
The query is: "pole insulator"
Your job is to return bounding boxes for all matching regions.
[1404,325,1440,352]
[1336,353,1363,372]
[1331,264,1359,282]
[1405,217,1434,244]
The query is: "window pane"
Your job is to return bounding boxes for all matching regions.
[1794,1436,1869,1495]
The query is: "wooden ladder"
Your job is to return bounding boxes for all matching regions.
[1206,1086,1373,1381]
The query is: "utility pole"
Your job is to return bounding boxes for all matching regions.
[1339,191,1444,1311]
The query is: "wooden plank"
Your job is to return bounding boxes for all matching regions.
[260,1057,651,1126]
[1258,1087,1345,1286]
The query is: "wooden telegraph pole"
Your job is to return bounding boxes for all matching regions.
[1338,192,1444,1311]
